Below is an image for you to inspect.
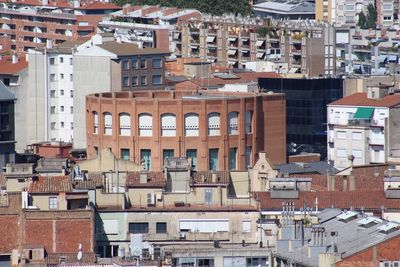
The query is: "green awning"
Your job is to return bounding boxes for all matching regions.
[353,107,375,119]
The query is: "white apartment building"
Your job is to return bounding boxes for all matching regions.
[327,86,400,169]
[27,44,76,146]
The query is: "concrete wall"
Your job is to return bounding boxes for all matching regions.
[31,193,68,211]
[13,68,29,152]
[73,56,112,149]
[6,179,29,192]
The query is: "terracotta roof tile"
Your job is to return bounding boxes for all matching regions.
[28,176,72,193]
[46,252,96,265]
[74,172,103,189]
[329,92,400,108]
[80,1,121,10]
[126,172,165,188]
[254,190,400,211]
[0,57,28,75]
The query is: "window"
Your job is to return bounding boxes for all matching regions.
[208,112,220,136]
[161,113,176,136]
[205,188,212,205]
[185,113,199,136]
[245,111,252,134]
[139,113,152,136]
[209,148,219,171]
[70,122,73,129]
[163,149,174,163]
[352,132,362,140]
[336,148,346,158]
[156,222,167,234]
[69,74,73,81]
[122,59,129,70]
[50,90,55,97]
[140,76,147,86]
[50,58,55,65]
[337,131,346,139]
[50,73,56,82]
[152,75,162,85]
[70,106,73,114]
[129,222,149,234]
[132,58,138,69]
[69,58,73,65]
[123,76,129,87]
[50,106,55,114]
[93,111,99,134]
[140,149,151,171]
[60,106,64,112]
[228,112,239,135]
[245,146,252,169]
[186,149,197,170]
[152,58,162,68]
[103,112,112,135]
[51,122,56,130]
[131,76,138,87]
[140,58,147,68]
[119,113,131,136]
[229,147,237,170]
[352,149,363,159]
[70,90,73,97]
[60,57,64,63]
[60,89,64,95]
[242,220,251,233]
[60,122,64,128]
[49,197,58,209]
[121,148,130,160]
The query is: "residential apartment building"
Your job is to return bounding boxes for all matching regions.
[27,42,75,147]
[85,90,286,171]
[0,82,15,170]
[327,86,400,169]
[178,17,335,76]
[252,0,315,20]
[0,5,78,53]
[73,34,170,149]
[335,27,400,76]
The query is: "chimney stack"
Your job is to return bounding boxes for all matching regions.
[11,54,18,64]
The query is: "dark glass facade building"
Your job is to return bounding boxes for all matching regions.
[0,82,15,170]
[258,77,343,159]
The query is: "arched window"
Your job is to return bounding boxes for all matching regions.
[93,111,99,134]
[184,113,199,136]
[161,113,176,136]
[228,112,239,135]
[103,112,112,135]
[119,113,131,136]
[208,112,220,136]
[245,111,253,134]
[138,113,152,136]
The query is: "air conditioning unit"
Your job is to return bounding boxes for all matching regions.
[179,233,186,240]
[147,193,155,206]
[389,87,395,94]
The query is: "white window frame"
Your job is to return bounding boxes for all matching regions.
[228,112,239,135]
[208,112,220,136]
[103,112,112,135]
[184,113,199,136]
[161,113,177,137]
[119,113,131,136]
[139,113,152,137]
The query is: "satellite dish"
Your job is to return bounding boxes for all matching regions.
[77,243,83,261]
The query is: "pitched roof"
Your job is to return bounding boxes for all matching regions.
[98,42,170,56]
[254,190,400,211]
[80,1,121,10]
[126,172,165,188]
[46,253,96,265]
[329,92,400,108]
[0,81,14,101]
[74,172,103,189]
[28,176,72,193]
[0,57,28,75]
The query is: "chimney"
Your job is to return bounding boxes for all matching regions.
[139,172,147,184]
[11,54,18,64]
[73,0,80,8]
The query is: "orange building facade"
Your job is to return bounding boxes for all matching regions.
[86,90,286,171]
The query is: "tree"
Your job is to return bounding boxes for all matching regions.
[366,3,377,29]
[357,11,367,29]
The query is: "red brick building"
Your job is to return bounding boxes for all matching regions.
[85,90,286,171]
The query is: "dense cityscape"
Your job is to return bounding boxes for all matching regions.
[0,0,400,266]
